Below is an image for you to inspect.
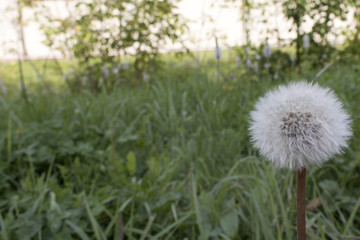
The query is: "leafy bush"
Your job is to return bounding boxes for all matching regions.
[39,0,186,77]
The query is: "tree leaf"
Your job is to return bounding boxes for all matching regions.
[126,151,137,176]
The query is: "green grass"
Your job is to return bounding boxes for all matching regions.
[0,54,360,239]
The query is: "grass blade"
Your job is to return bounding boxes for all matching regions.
[66,220,91,240]
[83,194,106,240]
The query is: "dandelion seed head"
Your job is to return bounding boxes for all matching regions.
[249,81,352,170]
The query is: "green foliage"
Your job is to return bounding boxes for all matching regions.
[37,0,186,78]
[0,56,360,239]
[280,0,353,66]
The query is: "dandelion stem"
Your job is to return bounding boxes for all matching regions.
[297,168,307,240]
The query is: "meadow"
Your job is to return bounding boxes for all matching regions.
[0,53,360,239]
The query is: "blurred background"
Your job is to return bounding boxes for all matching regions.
[0,0,358,59]
[1,1,360,239]
[1,0,359,88]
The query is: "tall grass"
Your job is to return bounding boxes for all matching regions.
[0,58,359,239]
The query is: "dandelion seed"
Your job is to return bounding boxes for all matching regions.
[303,34,310,50]
[249,81,352,170]
[263,43,272,58]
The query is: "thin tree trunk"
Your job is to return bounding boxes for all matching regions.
[17,4,28,58]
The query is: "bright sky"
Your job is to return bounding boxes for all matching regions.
[0,0,354,60]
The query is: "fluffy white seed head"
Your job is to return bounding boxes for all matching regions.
[249,81,352,170]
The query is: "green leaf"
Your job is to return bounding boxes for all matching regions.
[220,210,239,237]
[319,180,338,194]
[66,220,91,240]
[83,194,106,240]
[0,214,9,240]
[126,151,137,176]
[147,156,160,177]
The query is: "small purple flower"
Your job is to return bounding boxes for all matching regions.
[230,73,235,79]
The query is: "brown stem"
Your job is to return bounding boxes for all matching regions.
[297,168,307,240]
